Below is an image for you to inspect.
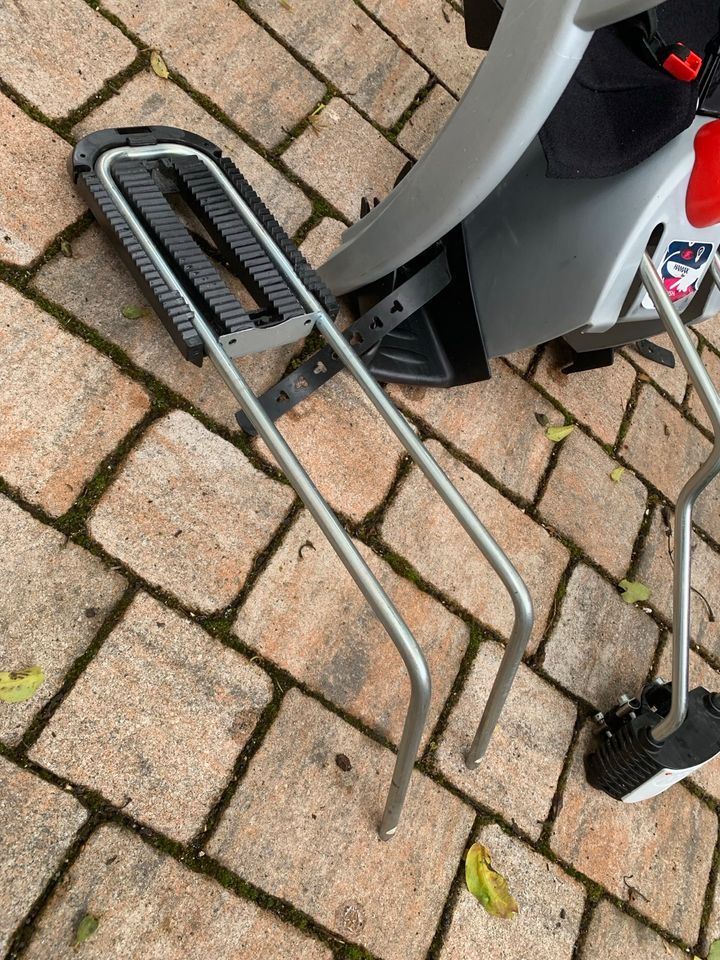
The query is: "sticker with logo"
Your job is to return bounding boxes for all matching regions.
[642,240,714,310]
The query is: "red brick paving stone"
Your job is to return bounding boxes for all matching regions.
[434,641,576,839]
[0,96,84,265]
[0,283,150,516]
[255,370,405,521]
[696,481,720,546]
[696,313,720,352]
[538,429,647,579]
[381,440,569,649]
[397,85,457,158]
[89,412,294,611]
[0,757,87,955]
[245,0,427,127]
[300,217,347,268]
[623,383,708,501]
[580,900,686,960]
[283,98,407,222]
[534,341,637,446]
[0,0,136,119]
[72,72,311,234]
[234,512,468,746]
[657,642,720,801]
[30,593,272,841]
[703,875,720,956]
[551,724,716,943]
[542,563,659,708]
[0,495,125,747]
[103,0,323,148]
[23,825,331,960]
[362,0,484,96]
[689,340,720,432]
[207,689,474,960]
[388,359,556,501]
[635,507,720,659]
[33,228,297,434]
[439,824,585,960]
[621,383,720,543]
[624,332,692,403]
[503,347,538,374]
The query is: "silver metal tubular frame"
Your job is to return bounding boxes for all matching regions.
[95,143,533,830]
[96,144,429,839]
[640,253,720,742]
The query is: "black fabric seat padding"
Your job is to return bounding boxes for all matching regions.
[539,0,719,179]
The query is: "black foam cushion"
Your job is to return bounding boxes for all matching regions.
[539,0,719,179]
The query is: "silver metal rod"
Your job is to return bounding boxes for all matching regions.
[312,313,535,768]
[95,145,431,840]
[193,312,432,839]
[640,252,720,742]
[97,142,533,800]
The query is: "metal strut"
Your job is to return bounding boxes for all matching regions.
[86,136,534,835]
[640,252,720,742]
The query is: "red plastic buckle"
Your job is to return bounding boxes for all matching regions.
[663,45,702,82]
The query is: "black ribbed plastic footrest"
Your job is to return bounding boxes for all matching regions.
[586,681,720,802]
[69,125,338,366]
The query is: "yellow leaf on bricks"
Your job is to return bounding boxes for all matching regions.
[150,50,169,79]
[0,666,44,703]
[545,424,574,442]
[465,843,519,919]
[609,466,625,483]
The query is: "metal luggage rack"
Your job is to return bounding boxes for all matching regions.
[70,126,534,840]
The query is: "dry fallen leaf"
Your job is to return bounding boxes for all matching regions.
[150,50,169,79]
[0,666,44,703]
[465,843,518,919]
[545,424,574,443]
[307,103,327,135]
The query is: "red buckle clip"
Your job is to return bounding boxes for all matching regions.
[663,44,702,82]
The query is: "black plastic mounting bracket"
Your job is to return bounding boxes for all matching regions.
[236,249,451,435]
[634,337,676,369]
[562,346,615,375]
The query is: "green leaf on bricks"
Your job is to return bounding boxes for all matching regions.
[75,914,99,947]
[465,843,518,919]
[707,940,720,960]
[618,579,651,604]
[0,666,44,703]
[121,305,145,320]
[545,424,574,443]
[609,466,625,483]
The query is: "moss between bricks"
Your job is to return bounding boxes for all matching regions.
[17,586,138,752]
[385,78,445,143]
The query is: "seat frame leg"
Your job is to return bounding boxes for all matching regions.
[640,252,720,742]
[95,141,534,834]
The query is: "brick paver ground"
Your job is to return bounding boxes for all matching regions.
[2,3,720,960]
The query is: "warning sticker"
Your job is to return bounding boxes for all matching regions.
[642,240,714,310]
